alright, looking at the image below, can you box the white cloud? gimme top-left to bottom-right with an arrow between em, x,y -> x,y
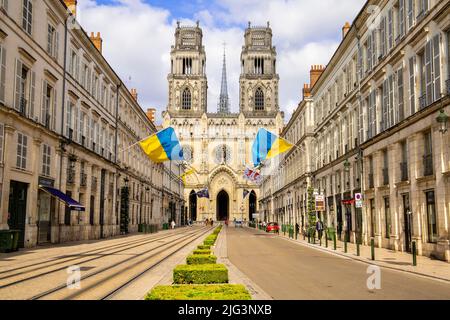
77,0 -> 365,124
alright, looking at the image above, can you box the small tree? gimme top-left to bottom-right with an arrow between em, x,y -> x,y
307,186 -> 317,240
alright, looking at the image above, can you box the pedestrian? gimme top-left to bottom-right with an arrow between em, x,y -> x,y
210,219 -> 214,226
316,219 -> 324,240
171,220 -> 176,229
295,222 -> 300,235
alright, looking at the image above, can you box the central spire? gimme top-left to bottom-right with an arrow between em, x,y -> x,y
217,43 -> 230,114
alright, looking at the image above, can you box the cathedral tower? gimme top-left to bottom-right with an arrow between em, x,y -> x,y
167,21 -> 207,117
239,22 -> 279,116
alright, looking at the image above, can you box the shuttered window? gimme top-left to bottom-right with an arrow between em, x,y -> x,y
0,46 -> 6,104
22,0 -> 33,35
408,57 -> 416,115
0,123 -> 4,164
397,68 -> 405,121
42,144 -> 51,177
16,132 -> 28,170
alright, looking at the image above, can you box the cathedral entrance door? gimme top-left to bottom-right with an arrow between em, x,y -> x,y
216,190 -> 229,221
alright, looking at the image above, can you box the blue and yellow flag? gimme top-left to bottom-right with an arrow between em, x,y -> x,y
180,168 -> 195,185
252,128 -> 293,167
139,127 -> 184,163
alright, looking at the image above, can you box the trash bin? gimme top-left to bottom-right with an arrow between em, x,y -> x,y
326,227 -> 336,241
0,230 -> 19,253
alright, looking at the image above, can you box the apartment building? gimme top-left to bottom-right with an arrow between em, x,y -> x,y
0,0 -> 184,248
260,0 -> 450,261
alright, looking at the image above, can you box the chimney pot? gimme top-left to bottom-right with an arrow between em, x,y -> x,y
342,22 -> 351,39
64,0 -> 77,17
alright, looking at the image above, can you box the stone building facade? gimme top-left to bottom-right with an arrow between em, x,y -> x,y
0,0 -> 183,248
163,22 -> 284,223
260,0 -> 450,262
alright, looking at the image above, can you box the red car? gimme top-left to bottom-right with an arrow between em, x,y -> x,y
266,222 -> 280,233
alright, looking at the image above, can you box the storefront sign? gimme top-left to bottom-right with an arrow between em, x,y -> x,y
315,195 -> 325,211
38,177 -> 54,187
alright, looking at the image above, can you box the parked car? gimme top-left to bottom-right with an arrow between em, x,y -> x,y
266,222 -> 280,233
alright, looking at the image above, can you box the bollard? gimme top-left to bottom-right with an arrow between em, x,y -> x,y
308,233 -> 310,243
412,241 -> 417,266
344,237 -> 347,253
356,241 -> 360,256
295,230 -> 298,240
371,238 -> 375,260
325,232 -> 328,248
333,233 -> 337,250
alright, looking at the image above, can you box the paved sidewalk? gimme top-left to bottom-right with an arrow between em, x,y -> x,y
247,226 -> 450,283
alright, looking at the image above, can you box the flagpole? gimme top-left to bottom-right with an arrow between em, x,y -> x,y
119,134 -> 154,154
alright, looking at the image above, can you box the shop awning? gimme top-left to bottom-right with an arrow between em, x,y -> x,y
39,186 -> 85,211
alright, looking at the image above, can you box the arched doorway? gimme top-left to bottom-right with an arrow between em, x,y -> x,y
249,190 -> 257,221
189,190 -> 197,221
216,190 -> 229,221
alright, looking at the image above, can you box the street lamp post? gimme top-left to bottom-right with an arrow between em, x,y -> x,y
436,109 -> 449,134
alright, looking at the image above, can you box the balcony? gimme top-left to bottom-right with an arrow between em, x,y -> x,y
368,173 -> 374,189
19,97 -> 27,116
382,168 -> 389,186
423,154 -> 433,176
80,173 -> 87,187
44,113 -> 51,129
67,167 -> 75,185
400,162 -> 409,182
81,136 -> 86,147
68,128 -> 74,141
446,79 -> 450,96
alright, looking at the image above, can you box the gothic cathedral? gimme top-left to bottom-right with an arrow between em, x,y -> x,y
162,22 -> 284,222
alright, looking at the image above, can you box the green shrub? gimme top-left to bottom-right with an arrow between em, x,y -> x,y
203,240 -> 215,246
173,264 -> 228,284
186,254 -> 217,265
197,245 -> 211,250
145,284 -> 251,300
206,235 -> 217,241
193,249 -> 211,255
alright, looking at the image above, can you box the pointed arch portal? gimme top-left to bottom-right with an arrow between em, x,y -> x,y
216,190 -> 229,221
249,190 -> 257,221
189,190 -> 197,221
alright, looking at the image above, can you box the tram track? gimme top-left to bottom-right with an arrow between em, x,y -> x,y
29,226 -> 214,300
0,227 -> 207,290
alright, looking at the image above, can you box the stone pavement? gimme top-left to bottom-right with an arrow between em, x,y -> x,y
247,226 -> 450,283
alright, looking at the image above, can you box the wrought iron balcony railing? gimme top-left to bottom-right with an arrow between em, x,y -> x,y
419,94 -> 427,110
382,168 -> 389,186
67,168 -> 76,184
80,173 -> 87,187
368,173 -> 374,189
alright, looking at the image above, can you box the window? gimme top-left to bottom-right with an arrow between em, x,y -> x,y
382,149 -> 389,185
47,24 -> 58,59
408,56 -> 416,114
423,35 -> 441,106
425,190 -> 437,243
384,197 -> 391,238
41,81 -> 55,129
65,101 -> 74,139
418,0 -> 428,19
387,9 -> 394,51
367,91 -> 376,138
14,60 -> 35,116
398,0 -> 405,39
400,140 -> 408,181
181,88 -> 191,110
254,57 -> 264,74
22,0 -> 33,35
380,16 -> 386,58
397,68 -> 405,121
16,132 -> 28,170
42,144 -> 51,176
407,0 -> 415,30
381,75 -> 394,130
1,0 -> 8,11
182,58 -> 192,75
0,123 -> 4,164
423,130 -> 433,176
255,88 -> 264,111
0,46 -> 5,104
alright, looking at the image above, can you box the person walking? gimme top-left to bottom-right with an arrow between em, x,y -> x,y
316,219 -> 324,240
171,220 -> 176,229
295,222 -> 300,236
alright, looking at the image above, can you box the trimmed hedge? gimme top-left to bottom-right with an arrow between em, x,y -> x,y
186,254 -> 217,265
203,240 -> 215,246
146,284 -> 251,300
173,264 -> 228,284
193,249 -> 211,255
197,245 -> 211,250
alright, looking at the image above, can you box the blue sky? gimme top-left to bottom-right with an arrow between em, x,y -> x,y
79,0 -> 366,124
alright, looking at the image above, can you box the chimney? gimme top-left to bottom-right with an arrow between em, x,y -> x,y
90,32 -> 103,54
64,0 -> 77,17
130,88 -> 138,101
342,22 -> 351,39
310,65 -> 325,88
302,83 -> 311,99
146,108 -> 156,123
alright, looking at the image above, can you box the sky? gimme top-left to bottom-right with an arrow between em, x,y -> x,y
77,0 -> 366,124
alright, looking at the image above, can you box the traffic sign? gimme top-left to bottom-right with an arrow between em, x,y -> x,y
355,193 -> 363,208
315,194 -> 325,211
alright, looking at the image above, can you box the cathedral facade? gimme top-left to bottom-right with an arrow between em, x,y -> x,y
163,22 -> 284,222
